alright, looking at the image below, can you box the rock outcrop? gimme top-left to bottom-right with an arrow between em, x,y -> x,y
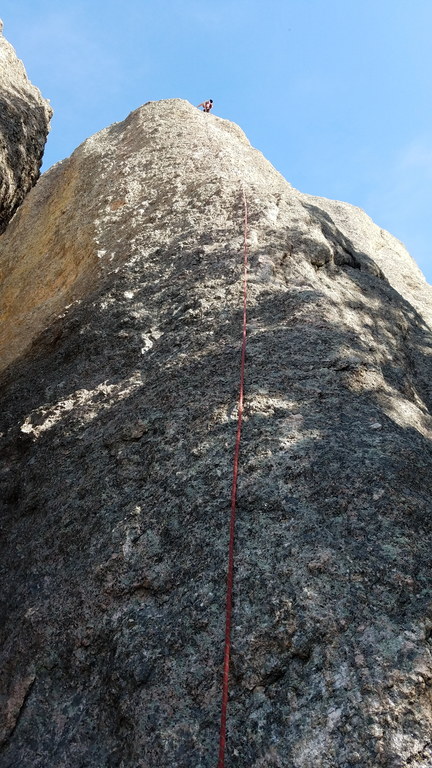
1,99 -> 432,768
0,19 -> 52,234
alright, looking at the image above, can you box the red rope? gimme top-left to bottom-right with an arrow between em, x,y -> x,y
217,187 -> 249,768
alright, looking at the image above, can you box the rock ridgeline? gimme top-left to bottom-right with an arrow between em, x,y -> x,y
0,20 -> 52,234
1,97 -> 432,768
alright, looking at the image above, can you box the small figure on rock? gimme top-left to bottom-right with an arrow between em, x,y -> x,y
197,99 -> 213,113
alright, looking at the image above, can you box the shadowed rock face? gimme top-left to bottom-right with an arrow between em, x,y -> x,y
0,19 -> 52,234
1,99 -> 432,767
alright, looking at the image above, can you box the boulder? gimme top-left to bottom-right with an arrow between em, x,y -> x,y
1,100 -> 432,767
0,19 -> 52,233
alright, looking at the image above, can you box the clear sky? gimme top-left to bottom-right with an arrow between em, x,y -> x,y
2,0 -> 432,282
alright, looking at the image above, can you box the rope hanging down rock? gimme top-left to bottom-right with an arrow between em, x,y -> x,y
217,187 -> 249,768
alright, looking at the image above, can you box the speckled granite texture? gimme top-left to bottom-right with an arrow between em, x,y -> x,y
1,100 -> 432,767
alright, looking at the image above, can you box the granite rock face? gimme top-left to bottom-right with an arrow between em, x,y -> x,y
0,19 -> 52,234
1,99 -> 432,768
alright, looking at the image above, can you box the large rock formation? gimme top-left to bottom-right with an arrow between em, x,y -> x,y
1,99 -> 432,767
0,19 -> 52,233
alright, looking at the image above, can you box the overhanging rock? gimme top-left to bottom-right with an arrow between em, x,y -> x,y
0,19 -> 52,234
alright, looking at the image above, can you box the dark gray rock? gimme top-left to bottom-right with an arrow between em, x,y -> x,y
0,19 -> 52,233
1,99 -> 432,767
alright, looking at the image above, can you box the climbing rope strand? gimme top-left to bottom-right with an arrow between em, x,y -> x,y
217,187 -> 249,768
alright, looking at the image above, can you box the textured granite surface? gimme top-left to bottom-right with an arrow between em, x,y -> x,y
0,19 -> 52,234
1,100 -> 432,767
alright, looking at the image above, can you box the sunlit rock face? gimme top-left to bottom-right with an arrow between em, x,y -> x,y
1,99 -> 432,768
0,19 -> 52,234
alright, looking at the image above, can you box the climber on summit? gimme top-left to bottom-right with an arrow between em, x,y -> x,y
197,99 -> 213,113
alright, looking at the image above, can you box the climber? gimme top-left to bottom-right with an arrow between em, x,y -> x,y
197,99 -> 213,113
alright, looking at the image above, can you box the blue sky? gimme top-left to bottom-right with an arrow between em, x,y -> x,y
2,0 -> 432,281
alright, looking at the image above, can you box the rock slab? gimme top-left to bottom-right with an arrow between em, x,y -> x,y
1,100 -> 432,767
